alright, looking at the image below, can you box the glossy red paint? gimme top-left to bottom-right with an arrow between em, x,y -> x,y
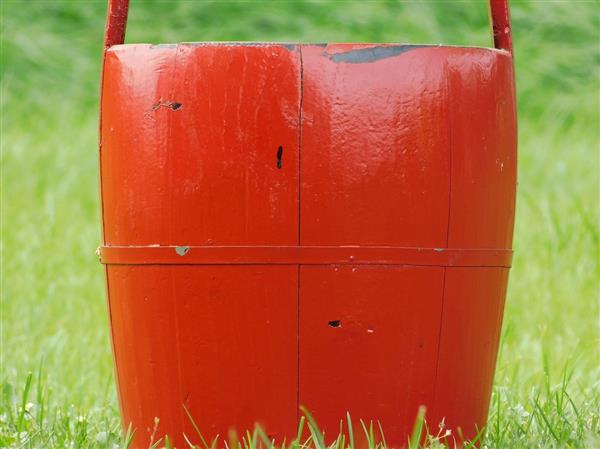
99,1 -> 516,448
432,268 -> 510,439
101,43 -> 301,246
300,265 -> 445,440
107,265 -> 299,443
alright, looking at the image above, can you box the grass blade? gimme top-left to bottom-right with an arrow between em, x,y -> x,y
183,404 -> 210,449
16,372 -> 33,432
408,406 -> 426,449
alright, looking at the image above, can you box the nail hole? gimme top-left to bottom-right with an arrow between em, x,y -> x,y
328,320 -> 341,328
276,145 -> 283,169
170,102 -> 183,110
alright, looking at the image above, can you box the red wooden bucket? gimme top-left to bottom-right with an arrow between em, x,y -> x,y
98,1 -> 516,447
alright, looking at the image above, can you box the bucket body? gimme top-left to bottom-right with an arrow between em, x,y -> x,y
99,42 -> 516,447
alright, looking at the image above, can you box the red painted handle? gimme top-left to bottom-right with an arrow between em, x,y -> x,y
103,0 -> 129,48
489,0 -> 513,53
103,0 -> 512,53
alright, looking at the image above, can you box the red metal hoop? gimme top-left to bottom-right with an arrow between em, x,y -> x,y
98,245 -> 513,267
102,0 -> 513,53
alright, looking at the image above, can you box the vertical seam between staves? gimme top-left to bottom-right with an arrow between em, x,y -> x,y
432,59 -> 454,416
296,45 -> 304,424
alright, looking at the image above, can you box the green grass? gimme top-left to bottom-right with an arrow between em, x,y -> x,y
1,1 -> 598,448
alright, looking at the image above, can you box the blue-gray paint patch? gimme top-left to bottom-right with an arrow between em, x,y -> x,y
175,246 -> 190,256
326,45 -> 433,63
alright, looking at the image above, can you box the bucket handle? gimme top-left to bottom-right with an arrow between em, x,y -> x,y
103,0 -> 513,54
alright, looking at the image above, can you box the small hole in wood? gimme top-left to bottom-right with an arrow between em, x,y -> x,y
276,145 -> 283,169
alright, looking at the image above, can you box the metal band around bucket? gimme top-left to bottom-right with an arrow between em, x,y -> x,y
98,246 -> 512,267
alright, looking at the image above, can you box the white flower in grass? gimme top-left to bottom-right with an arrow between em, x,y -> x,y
511,403 -> 530,425
96,431 -> 108,444
25,402 -> 35,414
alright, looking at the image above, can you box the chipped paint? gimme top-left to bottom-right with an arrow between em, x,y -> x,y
174,246 -> 190,256
151,101 -> 182,111
325,45 -> 431,64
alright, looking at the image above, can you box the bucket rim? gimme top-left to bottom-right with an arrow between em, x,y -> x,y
106,41 -> 511,55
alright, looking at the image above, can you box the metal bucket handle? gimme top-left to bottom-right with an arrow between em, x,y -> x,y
103,0 -> 513,53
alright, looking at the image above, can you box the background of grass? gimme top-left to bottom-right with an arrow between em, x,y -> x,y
1,1 -> 598,448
